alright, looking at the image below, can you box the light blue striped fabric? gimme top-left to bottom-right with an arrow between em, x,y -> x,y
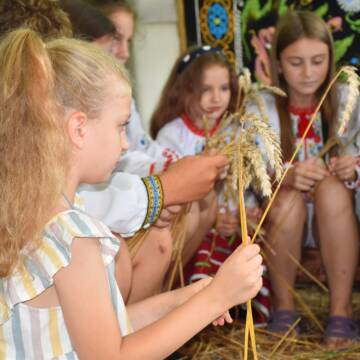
0,206 -> 132,359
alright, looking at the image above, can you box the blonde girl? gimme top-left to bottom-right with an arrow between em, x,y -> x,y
57,0 -> 233,304
0,29 -> 263,359
82,0 -> 237,302
252,10 -> 360,347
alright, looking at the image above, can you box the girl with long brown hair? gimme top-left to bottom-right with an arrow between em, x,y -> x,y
251,10 -> 360,347
150,45 -> 240,254
149,46 -> 272,324
150,46 -> 238,141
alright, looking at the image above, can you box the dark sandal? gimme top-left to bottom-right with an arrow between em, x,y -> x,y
267,310 -> 301,335
324,316 -> 359,347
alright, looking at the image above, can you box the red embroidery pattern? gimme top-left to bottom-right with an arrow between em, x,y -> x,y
181,113 -> 221,137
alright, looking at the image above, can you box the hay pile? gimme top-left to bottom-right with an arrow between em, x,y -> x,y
177,286 -> 360,359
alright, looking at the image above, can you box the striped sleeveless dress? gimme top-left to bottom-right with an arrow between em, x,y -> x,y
0,206 -> 132,359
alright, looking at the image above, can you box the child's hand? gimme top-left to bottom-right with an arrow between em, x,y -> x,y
215,208 -> 239,237
211,243 -> 263,308
154,205 -> 182,228
212,310 -> 233,326
328,155 -> 357,182
160,154 -> 229,205
192,276 -> 233,326
285,157 -> 329,191
206,148 -> 229,180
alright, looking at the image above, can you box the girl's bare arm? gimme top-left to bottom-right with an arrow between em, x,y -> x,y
55,237 -> 262,360
126,278 -> 211,330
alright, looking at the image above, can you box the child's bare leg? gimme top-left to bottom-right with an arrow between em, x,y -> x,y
314,176 -> 359,317
128,227 -> 173,303
182,191 -> 217,266
123,194 -> 215,303
265,187 -> 306,310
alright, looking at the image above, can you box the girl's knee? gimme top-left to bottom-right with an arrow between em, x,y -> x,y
315,175 -> 345,195
132,227 -> 173,268
155,228 -> 173,257
146,227 -> 174,265
266,187 -> 306,225
315,176 -> 353,211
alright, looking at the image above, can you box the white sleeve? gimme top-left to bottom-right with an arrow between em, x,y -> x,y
78,172 -> 147,237
117,100 -> 179,176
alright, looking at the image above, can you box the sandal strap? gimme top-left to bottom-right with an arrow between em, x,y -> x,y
324,316 -> 359,341
268,310 -> 300,335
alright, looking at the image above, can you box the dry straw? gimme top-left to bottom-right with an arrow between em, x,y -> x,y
204,70 -> 284,359
179,287 -> 360,359
234,107 -> 283,360
165,204 -> 191,290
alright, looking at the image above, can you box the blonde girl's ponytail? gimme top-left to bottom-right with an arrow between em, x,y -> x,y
0,29 -> 69,277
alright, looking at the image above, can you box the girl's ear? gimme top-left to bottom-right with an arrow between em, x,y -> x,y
277,60 -> 282,73
65,111 -> 88,149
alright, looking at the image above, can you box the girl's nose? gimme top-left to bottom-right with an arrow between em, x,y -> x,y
118,42 -> 129,63
121,132 -> 129,152
111,38 -> 129,64
303,61 -> 312,77
212,90 -> 220,102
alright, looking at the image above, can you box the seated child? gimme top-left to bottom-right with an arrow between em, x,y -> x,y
151,45 -> 271,324
248,10 -> 360,347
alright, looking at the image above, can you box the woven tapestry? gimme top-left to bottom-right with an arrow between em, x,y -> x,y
177,0 -> 360,83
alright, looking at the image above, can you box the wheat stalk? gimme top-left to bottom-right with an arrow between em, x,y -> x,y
337,66 -> 360,135
229,84 -> 283,359
202,73 -> 285,359
259,84 -> 287,98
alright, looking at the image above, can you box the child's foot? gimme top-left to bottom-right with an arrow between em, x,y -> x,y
267,309 -> 300,336
323,316 -> 359,349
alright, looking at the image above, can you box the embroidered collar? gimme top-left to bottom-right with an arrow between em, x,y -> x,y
288,105 -> 321,140
288,104 -> 317,116
181,113 -> 221,137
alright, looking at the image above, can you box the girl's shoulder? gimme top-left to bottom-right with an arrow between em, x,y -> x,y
43,208 -> 120,270
156,116 -> 186,142
43,207 -> 118,251
335,81 -> 356,102
0,207 -> 120,326
255,88 -> 277,101
245,89 -> 278,113
245,89 -> 281,132
157,116 -> 184,134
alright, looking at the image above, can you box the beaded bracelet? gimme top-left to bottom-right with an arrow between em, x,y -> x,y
141,175 -> 164,228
